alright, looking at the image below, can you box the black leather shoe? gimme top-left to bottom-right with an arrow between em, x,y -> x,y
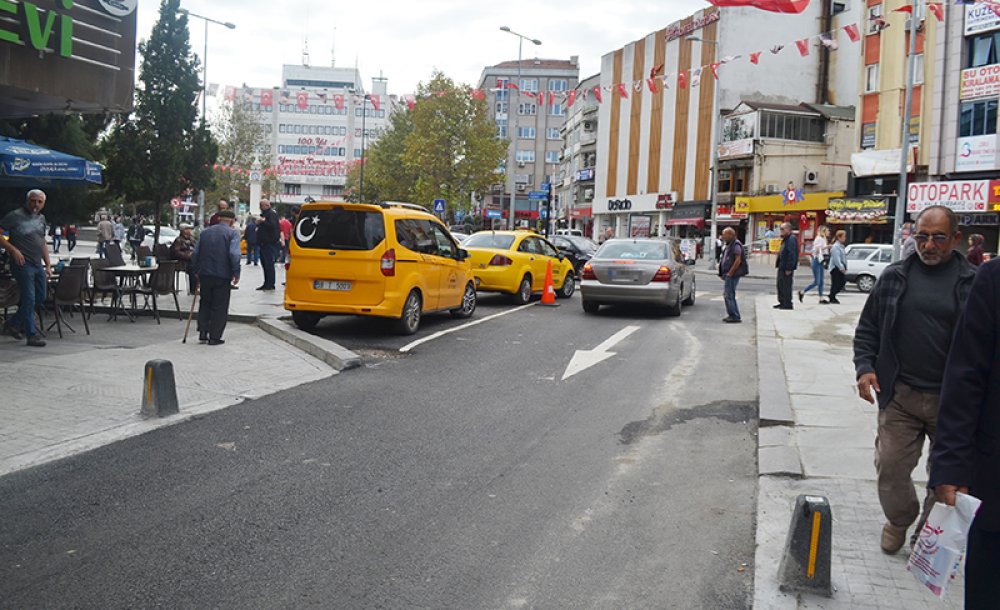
26,335 -> 46,347
4,322 -> 23,341
772,304 -> 783,309
199,334 -> 208,343
256,286 -> 266,291
829,298 -> 841,304
798,290 -> 804,303
724,318 -> 742,323
208,339 -> 225,346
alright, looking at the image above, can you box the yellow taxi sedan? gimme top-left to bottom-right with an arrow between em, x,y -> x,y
463,230 -> 576,304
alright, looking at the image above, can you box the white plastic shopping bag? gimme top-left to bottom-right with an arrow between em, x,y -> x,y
907,492 -> 982,599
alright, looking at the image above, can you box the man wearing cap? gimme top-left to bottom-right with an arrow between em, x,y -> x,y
191,209 -> 240,345
0,189 -> 51,346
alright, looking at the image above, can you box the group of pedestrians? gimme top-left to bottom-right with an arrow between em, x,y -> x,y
48,223 -> 77,253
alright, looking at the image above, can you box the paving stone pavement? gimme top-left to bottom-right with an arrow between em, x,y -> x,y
753,292 -> 964,609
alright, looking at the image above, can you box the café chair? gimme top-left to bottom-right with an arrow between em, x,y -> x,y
105,242 -> 126,267
0,275 -> 19,327
48,265 -> 90,338
88,259 -> 125,320
123,260 -> 179,324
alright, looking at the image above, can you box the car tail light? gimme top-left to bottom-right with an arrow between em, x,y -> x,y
380,248 -> 396,277
284,261 -> 290,271
652,266 -> 672,282
581,263 -> 596,280
488,254 -> 513,266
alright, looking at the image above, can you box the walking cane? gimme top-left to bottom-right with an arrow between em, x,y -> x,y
182,288 -> 199,343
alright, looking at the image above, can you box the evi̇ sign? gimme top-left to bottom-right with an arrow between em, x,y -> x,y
0,1 -> 136,59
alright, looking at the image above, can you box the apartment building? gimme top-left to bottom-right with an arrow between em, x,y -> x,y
555,73 -> 600,236
478,57 -> 580,226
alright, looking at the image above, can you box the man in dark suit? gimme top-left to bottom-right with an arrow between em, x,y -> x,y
774,222 -> 798,309
930,257 -> 1000,609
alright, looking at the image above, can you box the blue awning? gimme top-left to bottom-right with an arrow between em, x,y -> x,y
0,136 -> 102,185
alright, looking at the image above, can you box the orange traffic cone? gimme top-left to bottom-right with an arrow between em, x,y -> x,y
540,259 -> 559,306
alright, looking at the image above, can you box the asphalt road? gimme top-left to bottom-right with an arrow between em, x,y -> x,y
0,277 -> 783,608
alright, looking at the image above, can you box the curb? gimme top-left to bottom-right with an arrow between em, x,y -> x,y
255,317 -> 362,371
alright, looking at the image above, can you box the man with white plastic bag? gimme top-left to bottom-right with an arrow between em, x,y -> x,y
928,256 -> 1000,608
907,493 -> 981,599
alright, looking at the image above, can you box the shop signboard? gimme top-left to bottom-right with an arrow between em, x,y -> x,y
576,168 -> 595,181
827,197 -> 889,223
654,192 -> 677,210
717,138 -> 754,159
960,64 -> 1000,100
966,3 -> 1000,35
629,216 -> 651,237
955,134 -> 998,172
861,123 -> 876,149
907,179 -> 1000,213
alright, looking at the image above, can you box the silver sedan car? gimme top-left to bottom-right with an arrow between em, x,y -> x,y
580,238 -> 696,316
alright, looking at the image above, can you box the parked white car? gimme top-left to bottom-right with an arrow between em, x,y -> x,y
844,244 -> 893,293
141,225 -> 179,249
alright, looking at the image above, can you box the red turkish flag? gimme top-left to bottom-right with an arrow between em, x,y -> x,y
333,94 -> 345,110
750,52 -> 762,64
567,89 -> 578,107
710,63 -> 721,80
593,86 -> 603,103
370,95 -> 381,111
795,38 -> 810,56
471,89 -> 486,101
260,90 -> 273,107
706,0 -> 809,13
296,91 -> 308,109
617,83 -> 629,99
405,95 -> 415,110
928,2 -> 943,22
678,71 -> 687,89
843,23 -> 860,42
647,78 -> 659,94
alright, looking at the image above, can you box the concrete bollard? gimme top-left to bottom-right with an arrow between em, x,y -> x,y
141,359 -> 179,418
778,494 -> 833,597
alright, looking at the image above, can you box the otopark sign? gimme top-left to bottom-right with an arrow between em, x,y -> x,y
906,179 -> 1000,213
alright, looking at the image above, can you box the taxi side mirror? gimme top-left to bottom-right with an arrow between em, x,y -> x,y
456,248 -> 470,261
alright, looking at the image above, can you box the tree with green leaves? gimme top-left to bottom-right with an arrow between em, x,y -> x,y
207,101 -> 268,208
347,72 -> 507,220
101,0 -> 217,241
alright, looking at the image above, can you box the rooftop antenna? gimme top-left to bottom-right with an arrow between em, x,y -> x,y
303,35 -> 310,67
331,25 -> 337,67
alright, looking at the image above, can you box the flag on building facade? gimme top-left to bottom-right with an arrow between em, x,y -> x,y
705,0 -> 810,13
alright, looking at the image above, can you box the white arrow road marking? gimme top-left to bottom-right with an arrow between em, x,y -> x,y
561,325 -> 641,381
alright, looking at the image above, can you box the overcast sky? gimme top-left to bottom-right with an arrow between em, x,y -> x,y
138,1 -> 707,95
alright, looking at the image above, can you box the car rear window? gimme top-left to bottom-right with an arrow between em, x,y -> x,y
294,209 -> 385,250
464,233 -> 515,249
595,241 -> 669,260
846,248 -> 876,260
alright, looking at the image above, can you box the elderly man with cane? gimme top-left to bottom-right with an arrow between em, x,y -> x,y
190,209 -> 240,345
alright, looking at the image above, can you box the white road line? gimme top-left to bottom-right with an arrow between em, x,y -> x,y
399,303 -> 536,353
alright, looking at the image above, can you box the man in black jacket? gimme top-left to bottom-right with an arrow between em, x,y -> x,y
774,222 -> 798,309
853,205 -> 976,554
255,198 -> 280,291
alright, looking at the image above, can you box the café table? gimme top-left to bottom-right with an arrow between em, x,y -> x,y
105,264 -> 157,321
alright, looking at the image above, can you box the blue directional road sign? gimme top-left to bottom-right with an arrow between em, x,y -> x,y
433,199 -> 446,213
485,209 -> 503,219
528,191 -> 547,201
541,182 -> 551,192
540,207 -> 548,219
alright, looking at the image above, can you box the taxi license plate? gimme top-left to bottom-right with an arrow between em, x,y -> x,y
315,280 -> 352,291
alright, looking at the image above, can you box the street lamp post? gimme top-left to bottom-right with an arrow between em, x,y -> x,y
688,35 -> 722,269
500,26 -> 541,230
358,94 -> 370,203
178,9 -> 236,121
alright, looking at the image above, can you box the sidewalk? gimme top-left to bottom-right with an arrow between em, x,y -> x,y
752,292 -> 963,609
1,243 -> 358,477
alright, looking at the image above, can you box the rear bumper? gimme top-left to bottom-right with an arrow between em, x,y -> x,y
284,298 -> 402,318
580,280 -> 679,305
471,268 -> 519,293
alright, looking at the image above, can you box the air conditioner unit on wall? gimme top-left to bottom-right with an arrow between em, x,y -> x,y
517,184 -> 526,192
764,183 -> 781,194
804,169 -> 819,185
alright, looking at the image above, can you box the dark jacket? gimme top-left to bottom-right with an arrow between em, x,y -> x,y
967,245 -> 985,267
776,234 -> 798,271
853,253 -> 977,410
719,240 -> 746,278
192,224 -> 241,280
243,221 -> 258,245
169,233 -> 195,262
929,258 -> 1000,531
257,208 -> 280,245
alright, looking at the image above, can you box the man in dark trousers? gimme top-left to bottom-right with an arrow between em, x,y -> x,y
854,205 -> 976,554
192,209 -> 240,345
255,198 -> 280,291
774,222 -> 798,309
930,257 -> 1000,609
0,189 -> 51,346
718,227 -> 747,323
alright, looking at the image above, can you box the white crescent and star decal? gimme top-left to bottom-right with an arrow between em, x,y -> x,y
296,215 -> 319,243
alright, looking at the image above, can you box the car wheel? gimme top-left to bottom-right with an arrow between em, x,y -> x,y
681,276 -> 696,306
291,311 -> 321,331
857,274 -> 876,293
664,292 -> 682,317
395,290 -> 422,335
582,300 -> 600,313
512,275 -> 532,305
556,273 -> 575,298
450,282 -> 477,318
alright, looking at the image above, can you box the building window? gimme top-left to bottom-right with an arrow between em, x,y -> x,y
283,183 -> 302,195
520,78 -> 538,92
717,168 -> 749,193
959,99 -> 999,137
497,126 -> 508,138
519,103 -> 537,115
866,5 -> 883,35
865,64 -> 879,93
550,103 -> 565,116
547,127 -> 561,140
517,127 -> 536,139
354,148 -> 362,158
322,185 -> 341,197
495,102 -> 508,114
759,112 -> 825,142
496,78 -> 509,101
545,150 -> 559,164
967,32 -> 1000,68
548,79 -> 567,92
516,150 -> 535,164
913,53 -> 924,85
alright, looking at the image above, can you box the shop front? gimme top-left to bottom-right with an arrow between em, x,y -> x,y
825,196 -> 892,245
738,191 -> 843,255
570,205 -> 593,237
664,201 -> 709,237
906,179 -> 1000,253
593,192 -> 678,240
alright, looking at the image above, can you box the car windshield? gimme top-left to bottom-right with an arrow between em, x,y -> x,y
595,241 -> 669,260
294,209 -> 386,250
565,235 -> 597,253
464,233 -> 515,249
846,248 -> 876,260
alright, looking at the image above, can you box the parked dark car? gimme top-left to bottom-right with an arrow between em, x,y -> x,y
550,235 -> 598,277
